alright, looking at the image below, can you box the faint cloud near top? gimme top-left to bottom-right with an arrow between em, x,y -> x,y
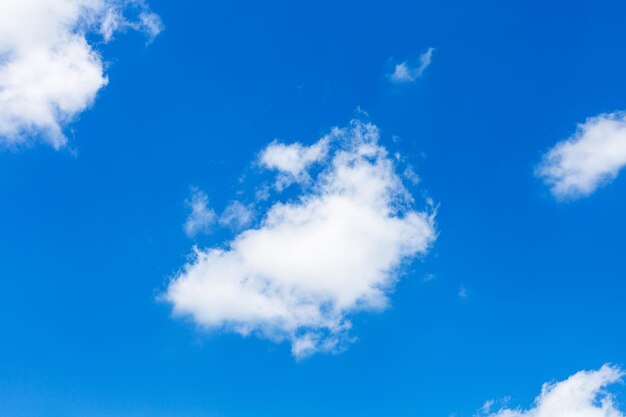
389,47 -> 435,83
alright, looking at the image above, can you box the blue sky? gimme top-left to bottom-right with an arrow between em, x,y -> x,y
1,1 -> 626,416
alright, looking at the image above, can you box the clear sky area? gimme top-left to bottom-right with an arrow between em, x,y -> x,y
1,1 -> 625,416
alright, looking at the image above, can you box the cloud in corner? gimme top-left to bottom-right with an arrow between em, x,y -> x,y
0,0 -> 163,149
480,365 -> 624,417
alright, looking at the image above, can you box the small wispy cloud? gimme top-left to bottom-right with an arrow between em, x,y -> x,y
258,135 -> 330,190
536,112 -> 626,200
423,273 -> 436,282
480,400 -> 495,414
389,47 -> 435,83
403,165 -> 421,185
219,201 -> 254,230
183,188 -> 216,237
458,285 -> 468,298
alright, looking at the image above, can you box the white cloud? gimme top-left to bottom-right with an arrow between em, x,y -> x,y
184,188 -> 216,237
165,119 -> 437,358
259,134 -> 330,190
483,365 -> 624,417
537,112 -> 626,200
390,47 -> 435,83
481,400 -> 496,414
403,165 -> 421,185
0,0 -> 162,149
219,200 -> 254,230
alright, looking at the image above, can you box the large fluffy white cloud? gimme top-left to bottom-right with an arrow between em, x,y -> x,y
165,119 -> 437,358
483,365 -> 624,417
0,0 -> 162,148
536,112 -> 626,200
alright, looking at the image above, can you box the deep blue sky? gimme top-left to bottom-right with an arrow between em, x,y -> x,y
1,1 -> 626,416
